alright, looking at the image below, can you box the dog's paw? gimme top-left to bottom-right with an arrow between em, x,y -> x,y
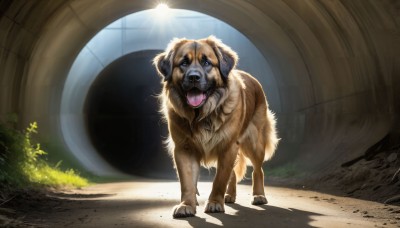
204,200 -> 225,213
172,203 -> 196,218
224,194 -> 236,204
252,195 -> 268,205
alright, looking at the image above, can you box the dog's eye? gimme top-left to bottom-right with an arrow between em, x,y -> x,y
181,60 -> 188,66
202,56 -> 211,66
180,57 -> 189,67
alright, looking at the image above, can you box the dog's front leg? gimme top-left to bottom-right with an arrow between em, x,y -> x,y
205,144 -> 238,213
173,147 -> 200,218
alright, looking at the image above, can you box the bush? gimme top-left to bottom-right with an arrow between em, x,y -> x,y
0,121 -> 88,189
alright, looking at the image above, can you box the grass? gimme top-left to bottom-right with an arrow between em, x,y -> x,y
0,121 -> 88,189
24,165 -> 88,187
0,120 -> 89,227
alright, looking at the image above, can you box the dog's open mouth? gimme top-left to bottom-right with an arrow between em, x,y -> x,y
186,89 -> 207,108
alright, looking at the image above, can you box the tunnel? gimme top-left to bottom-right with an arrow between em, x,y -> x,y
84,50 -> 168,176
0,0 -> 399,184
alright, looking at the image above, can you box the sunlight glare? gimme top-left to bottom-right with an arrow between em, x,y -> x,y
154,3 -> 170,20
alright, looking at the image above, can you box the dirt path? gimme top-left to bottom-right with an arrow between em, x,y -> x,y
17,180 -> 400,227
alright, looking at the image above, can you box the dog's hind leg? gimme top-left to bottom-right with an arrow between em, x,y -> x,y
251,165 -> 267,204
249,142 -> 268,205
224,170 -> 236,203
225,151 -> 247,203
240,126 -> 268,205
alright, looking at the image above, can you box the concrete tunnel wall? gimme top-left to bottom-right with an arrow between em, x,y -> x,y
0,0 -> 399,176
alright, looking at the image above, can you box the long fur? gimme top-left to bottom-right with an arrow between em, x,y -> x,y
153,36 -> 279,217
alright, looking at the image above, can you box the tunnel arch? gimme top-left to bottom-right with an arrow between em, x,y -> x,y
2,0 -> 396,177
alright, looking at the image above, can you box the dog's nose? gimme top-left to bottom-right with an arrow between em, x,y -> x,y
188,75 -> 201,82
187,72 -> 201,82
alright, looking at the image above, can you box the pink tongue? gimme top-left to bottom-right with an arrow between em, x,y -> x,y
186,90 -> 206,107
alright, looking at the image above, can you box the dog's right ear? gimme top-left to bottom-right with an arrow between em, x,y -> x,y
153,52 -> 173,81
154,38 -> 188,82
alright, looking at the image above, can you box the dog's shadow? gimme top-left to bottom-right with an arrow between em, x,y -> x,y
180,203 -> 321,228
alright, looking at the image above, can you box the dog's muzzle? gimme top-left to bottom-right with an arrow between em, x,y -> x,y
182,70 -> 208,108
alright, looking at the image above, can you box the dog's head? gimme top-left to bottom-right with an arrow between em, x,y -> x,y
153,36 -> 238,109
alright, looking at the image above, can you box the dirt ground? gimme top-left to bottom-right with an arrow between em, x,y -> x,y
2,179 -> 400,228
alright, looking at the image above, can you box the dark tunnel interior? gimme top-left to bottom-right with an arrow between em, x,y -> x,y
84,50 -> 174,177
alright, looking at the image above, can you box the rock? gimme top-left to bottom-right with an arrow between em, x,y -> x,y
387,153 -> 397,163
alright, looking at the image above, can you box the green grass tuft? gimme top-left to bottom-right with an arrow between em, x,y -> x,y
24,165 -> 88,188
0,121 -> 88,189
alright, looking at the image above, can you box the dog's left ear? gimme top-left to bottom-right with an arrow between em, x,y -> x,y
153,52 -> 173,81
207,36 -> 238,79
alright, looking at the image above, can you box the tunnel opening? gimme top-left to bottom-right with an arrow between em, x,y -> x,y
84,50 -> 174,177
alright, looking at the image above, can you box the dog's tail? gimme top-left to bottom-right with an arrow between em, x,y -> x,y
264,109 -> 279,161
234,151 -> 247,182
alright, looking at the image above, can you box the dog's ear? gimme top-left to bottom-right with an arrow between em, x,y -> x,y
207,36 -> 238,79
154,38 -> 188,82
153,52 -> 173,81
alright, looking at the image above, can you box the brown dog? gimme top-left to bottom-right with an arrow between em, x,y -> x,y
153,36 -> 278,218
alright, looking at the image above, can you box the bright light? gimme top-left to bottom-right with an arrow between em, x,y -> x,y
154,3 -> 170,19
156,3 -> 169,11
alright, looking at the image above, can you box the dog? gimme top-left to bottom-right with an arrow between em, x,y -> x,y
153,36 -> 278,218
